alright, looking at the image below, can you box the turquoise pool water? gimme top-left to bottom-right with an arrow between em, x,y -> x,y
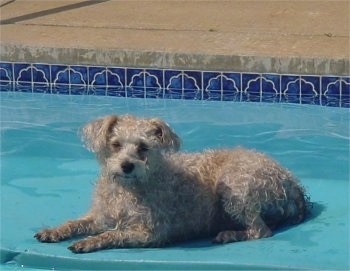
1,92 -> 349,270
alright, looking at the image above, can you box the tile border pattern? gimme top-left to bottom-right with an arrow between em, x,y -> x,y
0,61 -> 349,107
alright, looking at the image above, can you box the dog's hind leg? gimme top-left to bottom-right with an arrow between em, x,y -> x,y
214,174 -> 273,244
213,215 -> 272,243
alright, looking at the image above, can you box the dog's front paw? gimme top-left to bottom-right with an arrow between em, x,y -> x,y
34,229 -> 63,243
68,239 -> 99,254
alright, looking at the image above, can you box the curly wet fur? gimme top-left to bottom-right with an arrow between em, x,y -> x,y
35,115 -> 309,253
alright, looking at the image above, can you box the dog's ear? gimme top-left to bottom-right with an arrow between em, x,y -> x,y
81,115 -> 119,153
149,118 -> 181,152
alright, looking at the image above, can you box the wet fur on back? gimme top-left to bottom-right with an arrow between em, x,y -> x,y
35,115 -> 309,253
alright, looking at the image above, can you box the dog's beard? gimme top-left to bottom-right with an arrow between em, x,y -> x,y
113,172 -> 136,180
110,159 -> 149,184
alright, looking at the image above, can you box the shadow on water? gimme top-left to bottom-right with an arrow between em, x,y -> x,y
272,201 -> 326,235
305,201 -> 327,222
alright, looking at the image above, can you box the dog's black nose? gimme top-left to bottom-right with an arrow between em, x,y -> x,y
121,161 -> 135,174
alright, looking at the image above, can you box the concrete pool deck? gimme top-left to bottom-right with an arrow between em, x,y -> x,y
0,0 -> 349,75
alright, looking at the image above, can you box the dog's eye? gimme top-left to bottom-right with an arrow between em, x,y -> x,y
137,142 -> 149,153
111,141 -> 122,151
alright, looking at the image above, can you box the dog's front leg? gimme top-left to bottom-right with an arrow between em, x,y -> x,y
34,216 -> 100,243
68,229 -> 155,253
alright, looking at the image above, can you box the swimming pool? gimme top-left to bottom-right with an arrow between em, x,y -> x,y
1,92 -> 349,270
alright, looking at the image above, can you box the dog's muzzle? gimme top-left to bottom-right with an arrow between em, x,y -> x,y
121,161 -> 135,174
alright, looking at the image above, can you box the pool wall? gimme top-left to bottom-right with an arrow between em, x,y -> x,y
1,1 -> 349,106
0,61 -> 349,107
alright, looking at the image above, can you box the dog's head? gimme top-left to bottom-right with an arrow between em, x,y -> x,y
81,115 -> 180,183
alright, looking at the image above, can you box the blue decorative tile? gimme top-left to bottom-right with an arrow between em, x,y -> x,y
222,72 -> 241,101
261,74 -> 280,103
71,85 -> 88,95
107,67 -> 125,87
146,70 -> 163,98
127,69 -> 163,98
89,66 -> 106,86
0,62 -> 13,82
165,70 -> 201,100
88,66 -> 126,97
51,65 -> 69,85
183,71 -> 202,99
13,63 -> 50,94
126,86 -> 145,98
127,68 -> 143,86
52,84 -> 70,95
321,76 -> 341,107
89,86 -> 106,96
0,81 -> 13,91
203,72 -> 240,101
242,73 -> 260,91
242,73 -> 261,102
15,82 -> 32,93
32,64 -> 50,84
126,68 -> 144,98
145,88 -> 162,99
33,83 -> 50,94
0,61 -> 346,107
183,71 -> 202,89
51,65 -> 87,87
203,72 -> 221,101
300,76 -> 320,105
70,66 -> 88,85
281,75 -> 300,104
106,87 -> 126,97
164,70 -> 181,88
14,63 -> 32,82
129,69 -> 162,88
0,62 -> 13,92
341,77 -> 349,107
164,70 -> 182,99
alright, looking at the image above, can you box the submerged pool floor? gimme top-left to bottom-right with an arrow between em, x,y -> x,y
1,93 -> 349,270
